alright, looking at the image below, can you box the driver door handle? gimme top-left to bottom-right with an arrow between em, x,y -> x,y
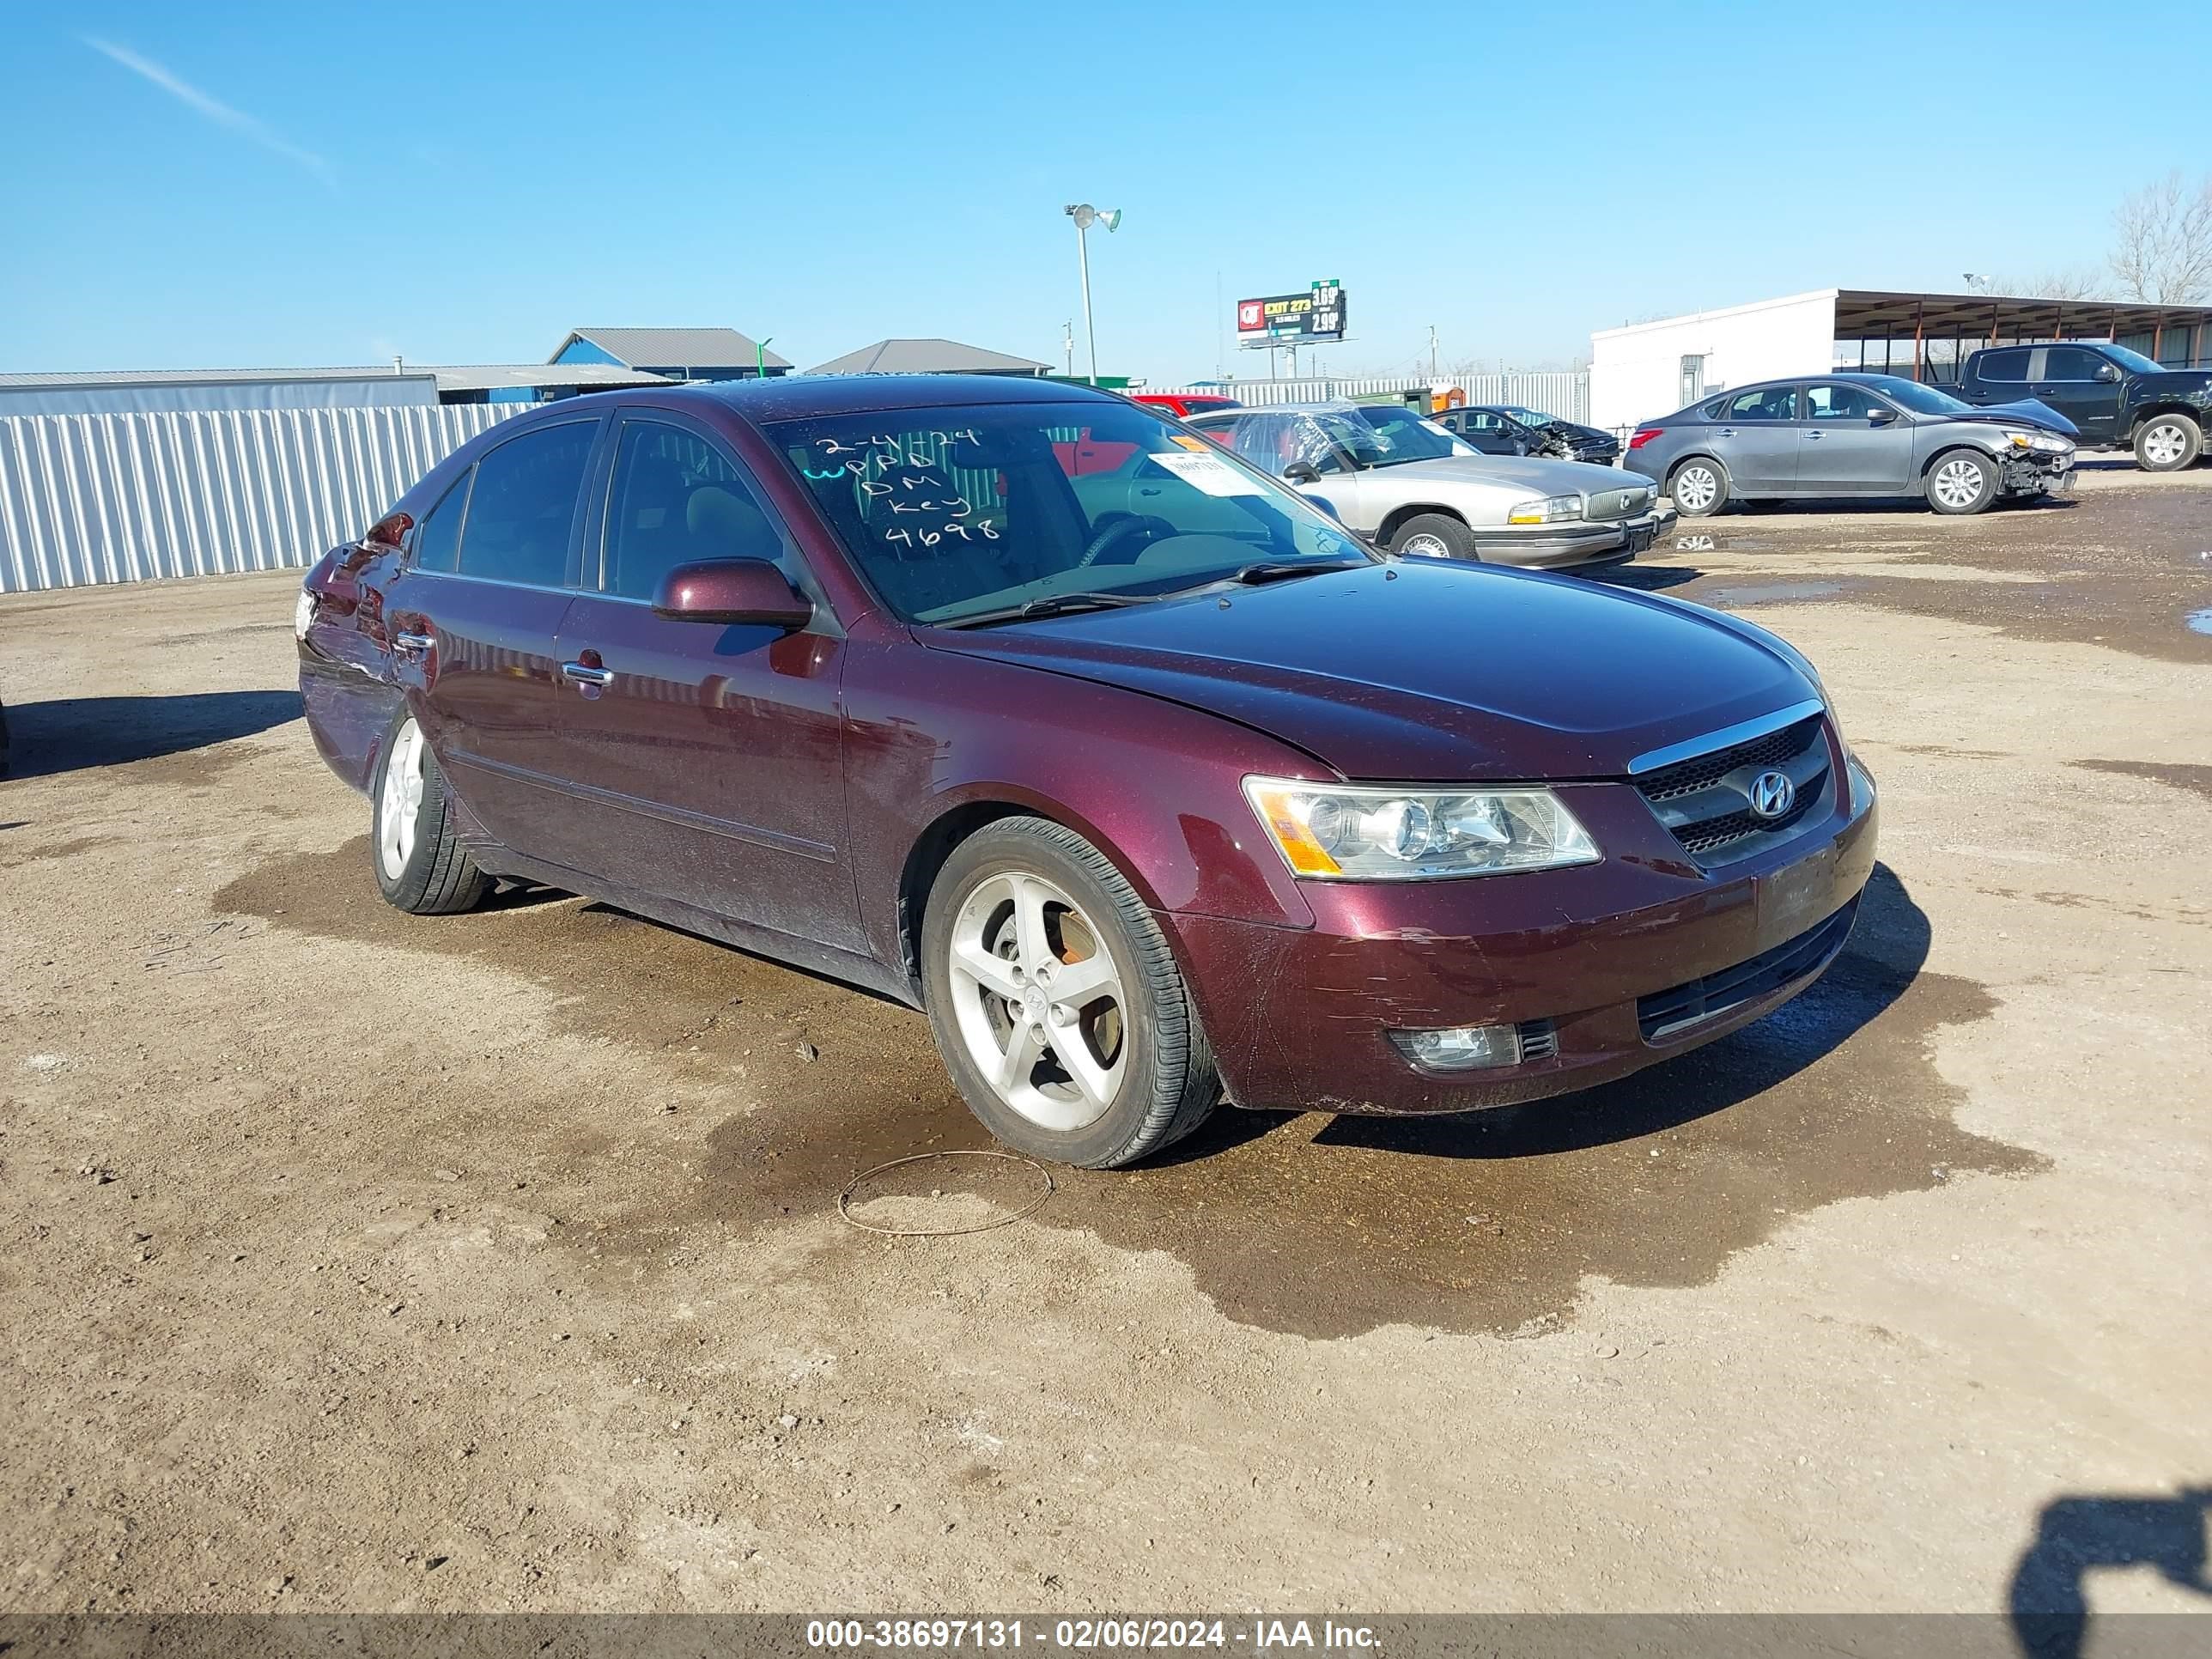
1717,428 -> 1737,438
562,661 -> 614,688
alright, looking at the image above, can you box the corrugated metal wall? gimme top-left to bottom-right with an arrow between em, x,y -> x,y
1147,371 -> 1591,422
0,404 -> 525,593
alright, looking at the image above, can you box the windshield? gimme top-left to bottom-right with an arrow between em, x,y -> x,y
767,401 -> 1370,626
1865,376 -> 1972,416
1338,406 -> 1475,465
2102,343 -> 2164,375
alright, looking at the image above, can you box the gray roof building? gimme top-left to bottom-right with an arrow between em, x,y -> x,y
551,326 -> 791,380
805,337 -> 1051,377
0,362 -> 666,416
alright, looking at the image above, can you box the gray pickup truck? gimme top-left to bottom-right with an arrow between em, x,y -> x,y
1955,341 -> 2210,471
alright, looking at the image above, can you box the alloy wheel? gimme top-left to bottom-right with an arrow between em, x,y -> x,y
2142,422 -> 2187,466
945,870 -> 1127,1132
1931,457 -> 1985,510
377,719 -> 427,879
1674,465 -> 1718,512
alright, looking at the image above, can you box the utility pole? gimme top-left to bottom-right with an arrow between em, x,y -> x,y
1428,324 -> 1438,380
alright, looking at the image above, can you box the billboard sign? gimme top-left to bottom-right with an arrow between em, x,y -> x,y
1236,281 -> 1347,347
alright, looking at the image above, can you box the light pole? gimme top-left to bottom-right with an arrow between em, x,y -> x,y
1063,204 -> 1121,383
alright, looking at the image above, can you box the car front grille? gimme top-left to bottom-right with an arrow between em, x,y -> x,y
1637,898 -> 1858,1042
1584,485 -> 1652,521
1634,713 -> 1831,865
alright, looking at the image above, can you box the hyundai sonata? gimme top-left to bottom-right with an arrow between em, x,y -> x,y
297,376 -> 1876,1168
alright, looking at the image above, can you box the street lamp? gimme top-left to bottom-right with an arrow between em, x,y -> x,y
1064,204 -> 1121,383
1963,273 -> 1991,295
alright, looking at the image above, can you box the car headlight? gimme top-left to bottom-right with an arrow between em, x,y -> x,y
294,586 -> 316,641
2030,433 -> 2070,453
1243,776 -> 1601,881
1505,494 -> 1583,525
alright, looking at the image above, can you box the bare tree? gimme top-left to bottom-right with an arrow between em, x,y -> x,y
2109,172 -> 2212,303
1985,269 -> 2110,301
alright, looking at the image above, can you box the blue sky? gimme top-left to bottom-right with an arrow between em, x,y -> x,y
5,2 -> 2204,385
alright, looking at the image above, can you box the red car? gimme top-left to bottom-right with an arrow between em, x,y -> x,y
298,376 -> 1875,1168
1132,392 -> 1241,419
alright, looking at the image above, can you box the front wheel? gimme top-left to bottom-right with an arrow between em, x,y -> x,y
1668,458 -> 1728,517
920,817 -> 1218,1169
2134,413 -> 2203,472
1387,513 -> 1478,560
371,711 -> 490,915
1926,450 -> 1997,515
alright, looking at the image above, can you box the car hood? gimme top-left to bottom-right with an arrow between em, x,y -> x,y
1952,398 -> 2080,439
922,561 -> 1815,781
1379,453 -> 1641,498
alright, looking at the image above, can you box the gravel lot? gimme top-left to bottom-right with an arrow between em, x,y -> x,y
2,465 -> 2209,1619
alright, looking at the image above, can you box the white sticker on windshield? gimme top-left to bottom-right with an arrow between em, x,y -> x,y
1146,450 -> 1264,497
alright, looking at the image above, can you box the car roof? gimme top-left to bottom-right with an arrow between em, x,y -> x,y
572,372 -> 1125,426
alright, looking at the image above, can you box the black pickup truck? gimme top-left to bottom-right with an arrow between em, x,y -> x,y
1954,341 -> 2211,471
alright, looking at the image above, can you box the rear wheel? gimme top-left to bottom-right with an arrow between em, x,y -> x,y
2134,413 -> 2202,472
1926,450 -> 1997,515
371,711 -> 490,915
1668,458 -> 1727,517
1387,513 -> 1478,560
920,817 -> 1217,1169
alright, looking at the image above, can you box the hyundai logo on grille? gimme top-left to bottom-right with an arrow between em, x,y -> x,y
1748,770 -> 1796,820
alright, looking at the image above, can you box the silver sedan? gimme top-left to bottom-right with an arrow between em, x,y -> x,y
1183,402 -> 1665,568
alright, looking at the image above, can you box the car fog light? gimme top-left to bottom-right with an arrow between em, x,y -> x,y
1389,1023 -> 1522,1072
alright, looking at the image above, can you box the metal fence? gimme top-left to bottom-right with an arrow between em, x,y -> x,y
0,404 -> 525,593
1147,371 -> 1591,423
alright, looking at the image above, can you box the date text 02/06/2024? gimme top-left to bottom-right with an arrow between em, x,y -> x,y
805,1620 -> 1381,1651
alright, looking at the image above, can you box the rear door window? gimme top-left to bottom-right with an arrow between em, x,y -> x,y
1725,386 -> 1800,421
1976,348 -> 2031,383
456,420 -> 596,587
601,420 -> 802,602
410,471 -> 471,573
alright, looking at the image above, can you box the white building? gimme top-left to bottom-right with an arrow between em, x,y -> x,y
1589,287 -> 2212,434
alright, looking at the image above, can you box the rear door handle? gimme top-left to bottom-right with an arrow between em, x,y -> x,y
1717,428 -> 1736,437
561,661 -> 614,687
394,631 -> 435,655
1804,431 -> 1825,441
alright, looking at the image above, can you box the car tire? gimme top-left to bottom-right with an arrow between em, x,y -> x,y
370,709 -> 490,915
2133,413 -> 2202,472
920,816 -> 1218,1170
1387,513 -> 1479,561
1668,458 -> 1728,518
1926,449 -> 1998,515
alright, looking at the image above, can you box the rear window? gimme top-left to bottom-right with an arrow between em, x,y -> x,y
456,421 -> 595,587
1976,348 -> 2031,383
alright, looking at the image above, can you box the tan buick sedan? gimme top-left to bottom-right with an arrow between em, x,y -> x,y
1182,400 -> 1665,568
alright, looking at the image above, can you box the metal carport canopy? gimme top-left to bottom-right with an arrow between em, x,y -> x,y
1833,288 -> 2212,344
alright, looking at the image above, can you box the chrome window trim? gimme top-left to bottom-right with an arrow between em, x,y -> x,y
1626,697 -> 1826,778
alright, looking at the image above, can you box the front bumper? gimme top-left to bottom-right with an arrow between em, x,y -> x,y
1471,511 -> 1665,570
2001,452 -> 2076,495
1169,742 -> 1878,1115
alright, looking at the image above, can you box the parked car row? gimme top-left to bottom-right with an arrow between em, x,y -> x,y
1182,401 -> 1664,568
298,374 -> 1874,1169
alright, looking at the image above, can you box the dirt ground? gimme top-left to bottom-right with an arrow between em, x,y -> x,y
2,463 -> 2209,1620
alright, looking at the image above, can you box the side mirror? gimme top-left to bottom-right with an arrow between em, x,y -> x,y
652,559 -> 813,630
1867,406 -> 1899,426
2096,362 -> 2122,382
1282,460 -> 1322,485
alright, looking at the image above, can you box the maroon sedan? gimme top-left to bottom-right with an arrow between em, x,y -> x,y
297,376 -> 1876,1168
